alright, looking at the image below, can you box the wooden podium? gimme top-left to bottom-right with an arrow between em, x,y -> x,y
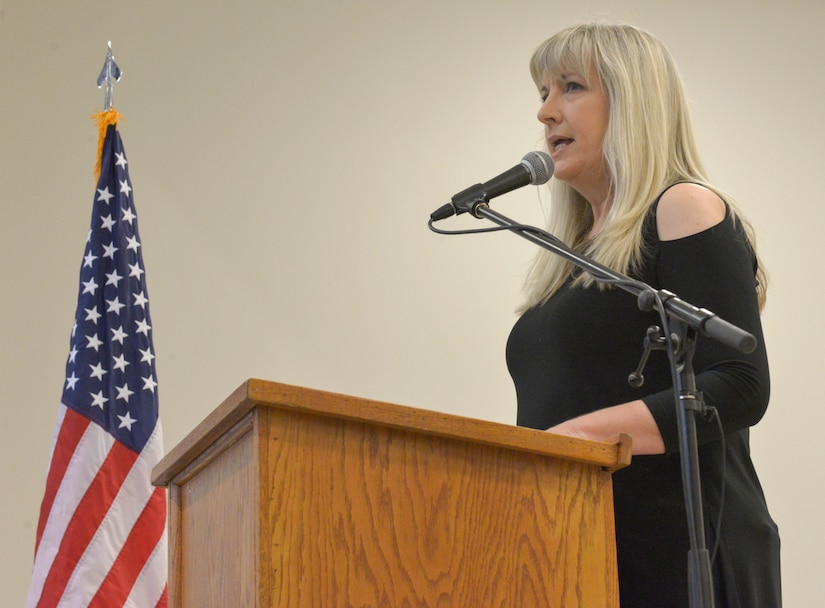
152,379 -> 631,607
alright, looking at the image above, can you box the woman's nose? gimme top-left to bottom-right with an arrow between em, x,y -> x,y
537,93 -> 560,125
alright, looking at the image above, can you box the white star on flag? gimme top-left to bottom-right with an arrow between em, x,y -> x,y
118,411 -> 137,430
97,186 -> 114,204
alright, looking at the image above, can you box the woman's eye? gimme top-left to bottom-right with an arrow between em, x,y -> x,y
539,80 -> 583,102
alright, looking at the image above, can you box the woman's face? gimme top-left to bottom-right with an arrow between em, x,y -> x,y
537,66 -> 611,205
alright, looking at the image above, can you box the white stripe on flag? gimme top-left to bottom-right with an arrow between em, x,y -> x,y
44,404 -> 67,468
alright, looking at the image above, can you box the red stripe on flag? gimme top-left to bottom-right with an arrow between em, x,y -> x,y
34,408 -> 91,554
156,585 -> 168,608
87,486 -> 167,607
36,440 -> 138,608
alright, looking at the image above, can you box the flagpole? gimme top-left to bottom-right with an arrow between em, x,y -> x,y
93,42 -> 123,183
97,41 -> 121,111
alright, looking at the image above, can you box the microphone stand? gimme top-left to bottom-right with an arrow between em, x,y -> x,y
453,199 -> 756,608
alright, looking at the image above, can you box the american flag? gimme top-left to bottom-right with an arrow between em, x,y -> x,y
27,114 -> 168,608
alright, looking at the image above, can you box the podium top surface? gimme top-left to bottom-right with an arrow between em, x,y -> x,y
152,379 -> 631,486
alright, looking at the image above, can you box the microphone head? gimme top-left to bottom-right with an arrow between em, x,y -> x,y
521,151 -> 554,185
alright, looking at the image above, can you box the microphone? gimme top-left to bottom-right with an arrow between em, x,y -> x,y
430,151 -> 553,221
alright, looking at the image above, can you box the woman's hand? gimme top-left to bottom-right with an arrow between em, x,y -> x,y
547,400 -> 666,455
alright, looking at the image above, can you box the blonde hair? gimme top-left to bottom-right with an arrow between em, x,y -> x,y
521,23 -> 767,310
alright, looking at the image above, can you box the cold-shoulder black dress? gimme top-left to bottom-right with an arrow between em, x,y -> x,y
506,196 -> 781,607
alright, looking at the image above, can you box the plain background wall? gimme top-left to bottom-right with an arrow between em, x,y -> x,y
2,0 -> 822,605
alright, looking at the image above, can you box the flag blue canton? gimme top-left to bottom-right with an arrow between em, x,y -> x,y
62,125 -> 158,453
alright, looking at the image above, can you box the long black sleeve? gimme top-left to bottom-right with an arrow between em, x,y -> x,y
641,212 -> 770,454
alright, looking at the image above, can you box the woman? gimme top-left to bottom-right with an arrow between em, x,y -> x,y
505,23 -> 781,607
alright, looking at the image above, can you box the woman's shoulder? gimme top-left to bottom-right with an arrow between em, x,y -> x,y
654,182 -> 726,242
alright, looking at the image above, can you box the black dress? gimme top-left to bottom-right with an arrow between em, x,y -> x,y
506,196 -> 781,607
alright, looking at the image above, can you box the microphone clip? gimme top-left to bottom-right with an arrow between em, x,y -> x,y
450,184 -> 490,219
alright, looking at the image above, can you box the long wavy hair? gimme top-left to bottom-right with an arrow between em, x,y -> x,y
520,23 -> 767,311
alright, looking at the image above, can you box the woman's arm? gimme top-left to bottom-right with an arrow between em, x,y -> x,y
547,183 -> 731,455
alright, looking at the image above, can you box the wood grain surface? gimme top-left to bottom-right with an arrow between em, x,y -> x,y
154,380 -> 624,607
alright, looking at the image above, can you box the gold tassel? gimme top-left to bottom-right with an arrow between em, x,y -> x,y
91,108 -> 124,183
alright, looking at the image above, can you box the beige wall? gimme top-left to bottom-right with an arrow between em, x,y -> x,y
2,0 -> 822,604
